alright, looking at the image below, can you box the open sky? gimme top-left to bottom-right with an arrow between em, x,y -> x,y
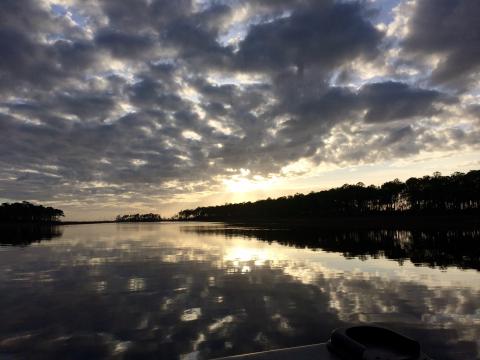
1,0 -> 479,220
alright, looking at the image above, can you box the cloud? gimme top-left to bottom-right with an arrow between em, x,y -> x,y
402,0 -> 480,88
98,0 -> 194,30
0,1 -> 98,94
95,30 -> 156,59
0,0 -> 479,215
359,81 -> 448,123
236,1 -> 382,74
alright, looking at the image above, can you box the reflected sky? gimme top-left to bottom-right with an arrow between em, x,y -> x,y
0,223 -> 479,359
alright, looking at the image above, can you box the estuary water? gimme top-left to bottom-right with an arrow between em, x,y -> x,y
0,222 -> 479,359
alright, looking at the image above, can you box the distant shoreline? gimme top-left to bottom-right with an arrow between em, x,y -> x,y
60,220 -> 117,225
2,214 -> 479,230
61,220 -> 166,225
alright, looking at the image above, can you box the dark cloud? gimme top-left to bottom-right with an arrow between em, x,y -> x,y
95,30 -> 156,58
468,105 -> 480,120
0,28 -> 59,90
0,0 -> 56,34
236,1 -> 382,73
0,1 -> 98,93
274,80 -> 447,146
359,81 -> 447,123
164,25 -> 231,69
279,86 -> 358,141
98,0 -> 194,30
403,0 -> 480,87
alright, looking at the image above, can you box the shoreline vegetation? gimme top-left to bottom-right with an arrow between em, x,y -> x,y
174,170 -> 480,224
115,213 -> 162,222
1,170 -> 479,229
0,202 -> 64,223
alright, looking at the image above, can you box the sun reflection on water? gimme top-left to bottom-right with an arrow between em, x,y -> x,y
224,246 -> 279,266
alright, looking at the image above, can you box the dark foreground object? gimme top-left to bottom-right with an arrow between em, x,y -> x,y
215,326 -> 431,360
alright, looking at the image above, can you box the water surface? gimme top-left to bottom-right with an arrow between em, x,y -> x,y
0,223 -> 479,359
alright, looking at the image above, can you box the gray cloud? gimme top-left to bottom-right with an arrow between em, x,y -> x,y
236,1 -> 382,73
95,30 -> 156,59
403,0 -> 480,88
99,0 -> 194,30
0,2 -> 98,94
359,81 -> 447,123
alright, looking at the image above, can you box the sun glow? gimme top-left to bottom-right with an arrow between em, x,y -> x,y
223,176 -> 277,193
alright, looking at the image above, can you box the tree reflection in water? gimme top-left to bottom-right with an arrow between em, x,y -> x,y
182,225 -> 480,270
0,224 -> 63,246
0,223 -> 478,359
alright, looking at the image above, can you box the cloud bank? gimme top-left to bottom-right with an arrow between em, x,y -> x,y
0,0 -> 479,217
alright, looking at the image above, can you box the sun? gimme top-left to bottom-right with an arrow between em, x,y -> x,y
223,176 -> 278,193
224,178 -> 257,193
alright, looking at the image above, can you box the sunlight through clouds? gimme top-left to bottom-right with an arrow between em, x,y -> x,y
0,0 -> 479,219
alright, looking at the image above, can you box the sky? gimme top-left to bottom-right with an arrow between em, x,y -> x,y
0,0 -> 479,220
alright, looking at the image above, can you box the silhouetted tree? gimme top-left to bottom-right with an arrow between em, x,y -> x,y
175,170 -> 480,221
0,202 -> 64,223
115,213 -> 162,222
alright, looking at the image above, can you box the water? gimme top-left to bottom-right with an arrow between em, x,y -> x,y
0,222 -> 479,359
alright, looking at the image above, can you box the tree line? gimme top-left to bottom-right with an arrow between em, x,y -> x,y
0,202 -> 64,223
115,213 -> 162,222
175,170 -> 480,220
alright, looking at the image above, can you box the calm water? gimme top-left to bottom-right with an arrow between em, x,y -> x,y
1,223 -> 479,359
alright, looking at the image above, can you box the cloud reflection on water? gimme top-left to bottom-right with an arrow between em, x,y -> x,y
0,223 -> 479,359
